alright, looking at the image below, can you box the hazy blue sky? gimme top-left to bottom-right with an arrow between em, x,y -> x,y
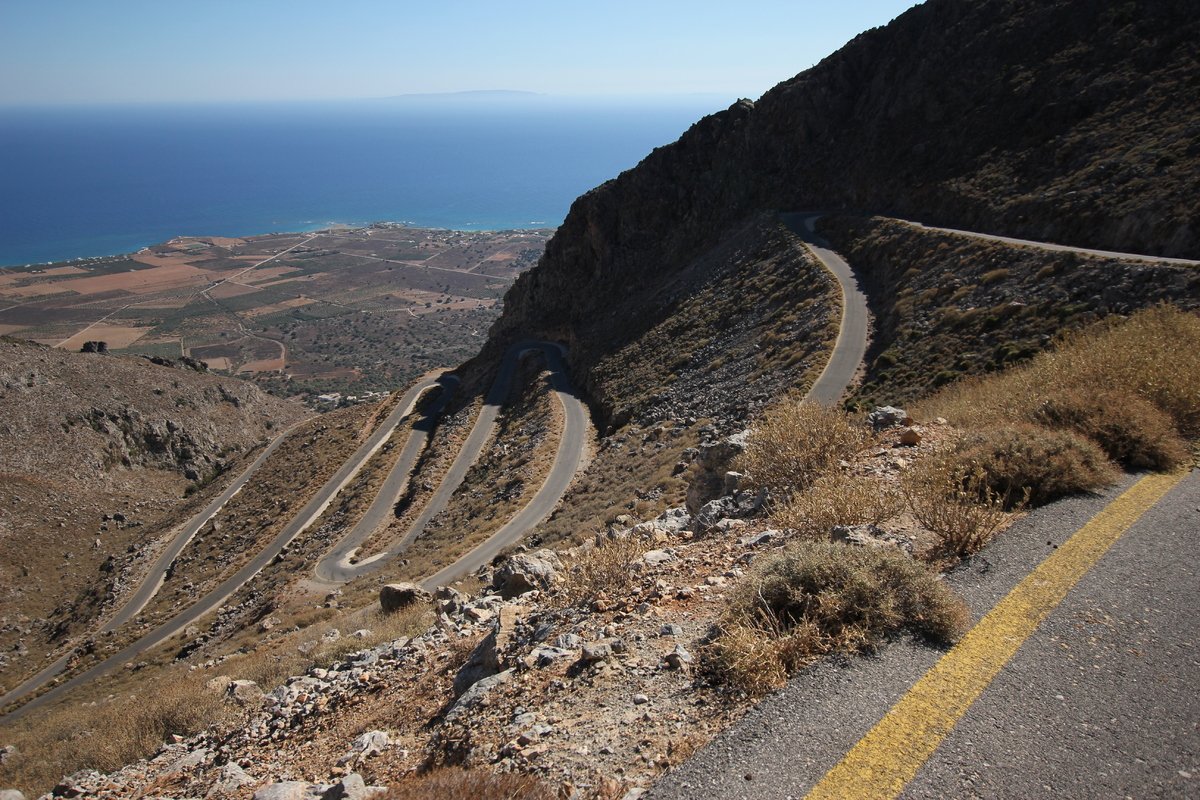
0,1 -> 920,105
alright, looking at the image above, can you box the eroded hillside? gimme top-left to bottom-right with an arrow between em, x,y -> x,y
0,340 -> 309,680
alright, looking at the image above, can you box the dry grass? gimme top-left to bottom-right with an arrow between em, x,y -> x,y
904,457 -> 1017,558
383,768 -> 555,800
707,541 -> 969,696
0,602 -> 433,798
916,306 -> 1200,468
0,671 -> 232,795
769,474 -> 904,539
736,398 -> 870,497
557,533 -> 649,607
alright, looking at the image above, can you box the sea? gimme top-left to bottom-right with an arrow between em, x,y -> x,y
0,94 -> 730,267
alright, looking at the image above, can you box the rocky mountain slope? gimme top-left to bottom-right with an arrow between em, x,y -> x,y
489,0 -> 1199,405
0,339 -> 309,678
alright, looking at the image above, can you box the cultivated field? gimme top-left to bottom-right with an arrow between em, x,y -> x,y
0,224 -> 551,401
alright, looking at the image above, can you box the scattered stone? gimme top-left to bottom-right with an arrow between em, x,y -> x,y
660,623 -> 683,637
633,693 -> 650,705
206,762 -> 255,797
664,644 -> 693,670
867,406 -> 911,431
379,582 -> 431,612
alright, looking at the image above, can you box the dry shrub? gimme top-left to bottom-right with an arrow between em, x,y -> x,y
1032,386 -> 1188,471
384,767 -> 554,800
916,305 -> 1200,465
707,541 -> 969,695
770,474 -> 904,539
904,457 -> 1014,557
954,424 -> 1116,507
558,534 -> 648,607
0,670 -> 231,796
736,398 -> 869,496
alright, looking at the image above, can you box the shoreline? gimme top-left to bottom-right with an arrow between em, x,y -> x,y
0,218 -> 560,270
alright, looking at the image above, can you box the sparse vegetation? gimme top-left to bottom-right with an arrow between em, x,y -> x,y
769,474 -> 903,539
383,768 -> 555,800
736,399 -> 869,497
953,424 -> 1116,507
904,457 -> 1017,558
707,541 -> 969,696
558,533 -> 649,607
916,306 -> 1200,472
0,671 -> 231,794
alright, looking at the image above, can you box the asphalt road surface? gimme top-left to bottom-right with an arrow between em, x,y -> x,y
0,374 -> 445,720
780,213 -> 870,406
652,471 -> 1199,799
421,343 -> 588,589
910,221 -> 1200,266
312,376 -> 458,582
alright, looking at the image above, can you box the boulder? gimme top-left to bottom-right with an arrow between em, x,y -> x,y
867,406 -> 912,431
336,731 -> 390,767
492,550 -> 561,598
379,582 -> 430,613
445,668 -> 515,723
897,427 -> 922,446
206,762 -> 255,798
226,679 -> 264,706
685,430 -> 751,514
321,773 -> 386,800
0,790 -> 25,800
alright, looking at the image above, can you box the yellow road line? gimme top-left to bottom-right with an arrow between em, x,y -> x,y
806,470 -> 1188,800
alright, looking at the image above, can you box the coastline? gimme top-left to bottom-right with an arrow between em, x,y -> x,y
1,217 -> 561,270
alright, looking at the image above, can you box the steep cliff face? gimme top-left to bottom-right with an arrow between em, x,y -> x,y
491,0 -> 1199,386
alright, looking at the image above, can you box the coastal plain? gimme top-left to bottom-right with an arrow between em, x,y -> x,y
0,225 -> 550,400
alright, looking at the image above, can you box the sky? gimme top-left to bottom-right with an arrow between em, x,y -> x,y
0,1 -> 920,106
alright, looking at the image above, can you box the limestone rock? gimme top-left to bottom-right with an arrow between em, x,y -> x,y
206,762 -> 255,797
252,782 -> 322,800
867,406 -> 912,431
492,550 -> 562,598
453,605 -> 528,696
379,582 -> 430,613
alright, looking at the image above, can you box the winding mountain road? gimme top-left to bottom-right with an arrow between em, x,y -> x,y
780,213 -> 870,406
653,217 -> 1199,799
314,341 -> 588,587
0,374 -> 449,719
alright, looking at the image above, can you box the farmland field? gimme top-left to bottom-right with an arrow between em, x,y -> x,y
0,224 -> 551,403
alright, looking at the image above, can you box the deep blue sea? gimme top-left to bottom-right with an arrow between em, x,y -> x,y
0,96 -> 727,266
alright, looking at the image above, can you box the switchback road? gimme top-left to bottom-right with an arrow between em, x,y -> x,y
0,373 -> 447,719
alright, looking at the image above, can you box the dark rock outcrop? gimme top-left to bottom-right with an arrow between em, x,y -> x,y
484,0 -> 1200,421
